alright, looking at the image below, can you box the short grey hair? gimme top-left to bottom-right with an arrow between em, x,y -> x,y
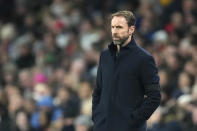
111,10 -> 136,26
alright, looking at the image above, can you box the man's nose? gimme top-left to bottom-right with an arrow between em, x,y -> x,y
112,28 -> 118,34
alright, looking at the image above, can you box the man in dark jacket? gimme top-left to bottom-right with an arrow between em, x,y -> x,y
92,10 -> 161,131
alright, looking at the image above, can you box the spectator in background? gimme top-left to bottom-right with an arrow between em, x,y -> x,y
0,88 -> 11,131
74,115 -> 93,131
54,87 -> 80,131
14,109 -> 33,131
172,71 -> 194,99
15,43 -> 35,69
147,107 -> 183,131
78,81 -> 93,117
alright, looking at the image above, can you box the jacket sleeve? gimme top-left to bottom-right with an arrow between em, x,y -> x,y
132,55 -> 161,122
92,53 -> 103,121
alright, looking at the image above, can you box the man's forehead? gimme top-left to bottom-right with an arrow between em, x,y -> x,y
111,16 -> 127,25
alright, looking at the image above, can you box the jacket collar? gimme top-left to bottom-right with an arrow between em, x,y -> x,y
108,36 -> 137,51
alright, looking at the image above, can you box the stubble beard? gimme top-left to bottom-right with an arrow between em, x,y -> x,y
113,35 -> 129,46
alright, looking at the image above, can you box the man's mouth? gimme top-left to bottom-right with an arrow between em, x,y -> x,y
113,37 -> 120,40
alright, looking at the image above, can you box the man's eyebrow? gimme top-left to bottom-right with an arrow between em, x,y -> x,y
111,25 -> 123,28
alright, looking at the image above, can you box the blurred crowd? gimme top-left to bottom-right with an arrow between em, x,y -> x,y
0,0 -> 197,131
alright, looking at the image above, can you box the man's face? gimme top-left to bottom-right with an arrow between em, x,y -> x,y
111,16 -> 131,45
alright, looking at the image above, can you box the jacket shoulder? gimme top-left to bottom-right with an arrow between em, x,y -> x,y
97,49 -> 111,64
134,45 -> 153,59
99,48 -> 110,58
101,48 -> 109,54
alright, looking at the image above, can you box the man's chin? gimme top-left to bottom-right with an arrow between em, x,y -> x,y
113,41 -> 122,45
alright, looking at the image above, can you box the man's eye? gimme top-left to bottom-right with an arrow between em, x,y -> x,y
111,26 -> 122,29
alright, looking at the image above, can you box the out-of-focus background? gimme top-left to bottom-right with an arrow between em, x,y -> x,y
0,0 -> 197,131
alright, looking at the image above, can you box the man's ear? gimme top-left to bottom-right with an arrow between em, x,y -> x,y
129,26 -> 135,35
